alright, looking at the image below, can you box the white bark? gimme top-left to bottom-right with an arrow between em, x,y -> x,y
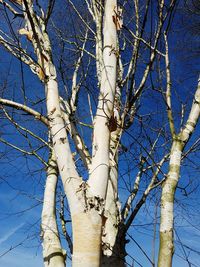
45,72 -> 84,216
72,210 -> 102,267
88,0 -> 117,199
102,107 -> 121,258
20,2 -> 83,211
181,77 -> 200,143
43,2 -> 118,263
101,166 -> 126,267
158,78 -> 200,266
158,141 -> 182,267
92,0 -> 103,83
72,2 -> 118,265
41,152 -> 65,267
102,163 -> 119,255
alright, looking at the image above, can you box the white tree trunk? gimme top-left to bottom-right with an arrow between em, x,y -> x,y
88,0 -> 117,199
158,79 -> 200,266
72,1 -> 118,265
72,210 -> 102,267
45,70 -> 83,211
41,152 -> 66,267
158,141 -> 182,267
101,138 -> 126,267
45,66 -> 104,267
102,164 -> 118,254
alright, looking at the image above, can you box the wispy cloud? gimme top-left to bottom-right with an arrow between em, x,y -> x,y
0,223 -> 24,245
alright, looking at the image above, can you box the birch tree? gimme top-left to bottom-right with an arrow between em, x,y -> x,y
157,7 -> 200,267
1,1 -> 199,267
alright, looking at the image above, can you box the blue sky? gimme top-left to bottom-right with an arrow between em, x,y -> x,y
0,223 -> 42,267
0,183 -> 43,267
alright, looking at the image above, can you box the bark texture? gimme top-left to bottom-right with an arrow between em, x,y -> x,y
101,228 -> 126,267
41,153 -> 66,267
88,0 -> 117,199
158,141 -> 182,267
158,78 -> 200,266
72,211 -> 102,267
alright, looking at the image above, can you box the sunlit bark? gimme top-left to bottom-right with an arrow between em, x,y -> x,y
41,152 -> 66,267
158,141 -> 182,267
88,0 -> 117,198
158,78 -> 200,267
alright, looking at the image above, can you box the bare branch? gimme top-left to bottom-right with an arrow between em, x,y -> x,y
91,0 -> 103,84
70,29 -> 88,112
0,137 -> 48,166
0,34 -> 40,75
180,76 -> 200,144
68,0 -> 95,35
0,0 -> 23,17
0,98 -> 49,125
124,153 -> 169,230
60,97 -> 91,169
164,32 -> 176,138
2,107 -> 50,149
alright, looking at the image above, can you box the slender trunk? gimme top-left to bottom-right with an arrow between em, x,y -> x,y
102,148 -> 124,266
80,1 -> 117,264
101,125 -> 126,266
41,152 -> 66,267
102,168 -> 119,255
45,64 -> 86,267
158,75 -> 200,267
88,0 -> 117,198
158,141 -> 182,267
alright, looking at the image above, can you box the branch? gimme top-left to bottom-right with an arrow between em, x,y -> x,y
68,0 -> 95,35
91,0 -> 103,84
0,98 -> 49,125
122,0 -> 166,129
45,0 -> 55,25
0,0 -> 23,17
60,97 -> 91,169
0,34 -> 40,75
121,0 -> 150,87
0,137 -> 48,166
122,130 -> 163,221
50,21 -> 95,59
121,160 -> 145,221
132,0 -> 165,101
70,29 -> 88,112
164,32 -> 176,138
123,26 -> 165,58
182,137 -> 200,159
59,194 -> 73,254
124,153 -> 169,230
2,107 -> 50,149
180,76 -> 200,144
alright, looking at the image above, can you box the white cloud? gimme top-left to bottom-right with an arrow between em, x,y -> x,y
0,223 -> 24,245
